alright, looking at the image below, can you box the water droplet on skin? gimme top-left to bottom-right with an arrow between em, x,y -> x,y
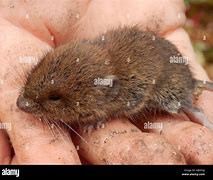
76,102 -> 80,106
76,145 -> 80,150
101,36 -> 105,41
152,36 -> 156,41
203,35 -> 206,41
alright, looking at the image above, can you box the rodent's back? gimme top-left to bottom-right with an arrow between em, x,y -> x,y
18,26 -> 197,125
93,26 -> 196,114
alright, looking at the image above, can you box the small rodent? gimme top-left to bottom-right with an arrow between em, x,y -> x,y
16,26 -> 213,130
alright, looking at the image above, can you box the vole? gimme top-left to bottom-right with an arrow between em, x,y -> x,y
16,26 -> 213,130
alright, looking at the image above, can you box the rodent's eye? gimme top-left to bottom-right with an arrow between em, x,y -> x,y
48,94 -> 61,101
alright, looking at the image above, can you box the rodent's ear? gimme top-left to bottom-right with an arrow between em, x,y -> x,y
94,75 -> 120,102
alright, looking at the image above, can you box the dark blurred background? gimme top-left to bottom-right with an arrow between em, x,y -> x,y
184,0 -> 213,80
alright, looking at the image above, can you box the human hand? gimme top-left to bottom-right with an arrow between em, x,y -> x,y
0,0 -> 212,164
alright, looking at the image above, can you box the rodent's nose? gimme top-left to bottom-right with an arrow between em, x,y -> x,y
16,95 -> 36,113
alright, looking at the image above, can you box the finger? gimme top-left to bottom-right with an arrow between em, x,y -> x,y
70,0 -> 185,39
73,119 -> 186,164
0,4 -> 54,47
0,0 -> 88,44
0,129 -> 12,164
3,111 -> 80,164
11,156 -> 18,165
142,28 -> 213,164
141,115 -> 213,164
164,28 -> 213,121
1,0 -> 185,42
0,18 -> 80,164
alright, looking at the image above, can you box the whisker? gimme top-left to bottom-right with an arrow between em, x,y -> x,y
53,121 -> 71,142
45,117 -> 57,138
11,65 -> 26,88
59,119 -> 89,145
51,121 -> 68,144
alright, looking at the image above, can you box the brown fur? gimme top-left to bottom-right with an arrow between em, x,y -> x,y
16,26 -> 211,127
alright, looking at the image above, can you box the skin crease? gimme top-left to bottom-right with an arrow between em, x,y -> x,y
0,0 -> 212,164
